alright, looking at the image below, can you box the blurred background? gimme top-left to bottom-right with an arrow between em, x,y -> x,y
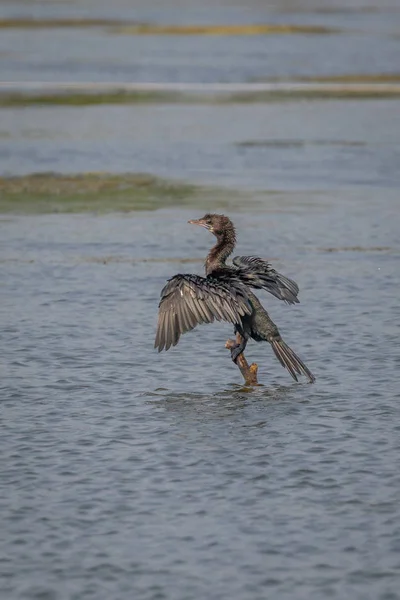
1,1 -> 400,600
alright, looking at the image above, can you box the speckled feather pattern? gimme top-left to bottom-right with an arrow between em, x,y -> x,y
154,273 -> 252,351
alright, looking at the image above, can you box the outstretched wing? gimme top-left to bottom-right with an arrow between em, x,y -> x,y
155,274 -> 252,352
233,256 -> 300,305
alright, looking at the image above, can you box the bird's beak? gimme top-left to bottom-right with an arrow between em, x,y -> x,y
188,219 -> 208,229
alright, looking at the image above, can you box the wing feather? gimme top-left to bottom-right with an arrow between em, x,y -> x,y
233,255 -> 300,305
155,273 -> 252,352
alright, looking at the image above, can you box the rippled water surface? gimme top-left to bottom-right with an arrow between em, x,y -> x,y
2,201 -> 400,599
2,0 -> 400,83
2,1 -> 400,599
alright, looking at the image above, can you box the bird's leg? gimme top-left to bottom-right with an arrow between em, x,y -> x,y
230,334 -> 248,363
225,334 -> 258,386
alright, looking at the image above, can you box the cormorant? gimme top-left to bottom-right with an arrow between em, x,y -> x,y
155,214 -> 315,383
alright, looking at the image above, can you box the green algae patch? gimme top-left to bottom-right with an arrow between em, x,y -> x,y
113,23 -> 338,35
0,90 -> 187,108
0,18 -> 130,29
0,173 -> 270,215
221,87 -> 400,102
298,74 -> 400,84
237,139 -> 366,148
0,19 -> 338,35
2,84 -> 400,108
0,173 -> 208,214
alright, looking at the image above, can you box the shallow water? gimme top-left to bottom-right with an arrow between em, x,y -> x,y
1,0 -> 400,83
2,1 -> 400,598
1,201 -> 400,599
1,100 -> 400,191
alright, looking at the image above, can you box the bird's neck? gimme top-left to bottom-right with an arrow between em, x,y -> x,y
205,234 -> 235,275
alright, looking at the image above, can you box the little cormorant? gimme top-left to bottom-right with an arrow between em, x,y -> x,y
154,214 -> 315,383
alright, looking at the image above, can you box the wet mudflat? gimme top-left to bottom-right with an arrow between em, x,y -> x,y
1,1 -> 400,599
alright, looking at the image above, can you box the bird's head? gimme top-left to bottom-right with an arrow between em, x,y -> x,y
188,213 -> 235,240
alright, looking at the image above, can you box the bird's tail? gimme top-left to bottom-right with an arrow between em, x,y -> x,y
270,338 -> 315,383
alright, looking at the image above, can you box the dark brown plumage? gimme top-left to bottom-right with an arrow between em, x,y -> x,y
154,214 -> 315,383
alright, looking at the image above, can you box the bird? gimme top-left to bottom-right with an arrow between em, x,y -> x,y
154,214 -> 315,383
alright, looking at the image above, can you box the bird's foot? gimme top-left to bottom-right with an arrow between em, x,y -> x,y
230,344 -> 244,363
